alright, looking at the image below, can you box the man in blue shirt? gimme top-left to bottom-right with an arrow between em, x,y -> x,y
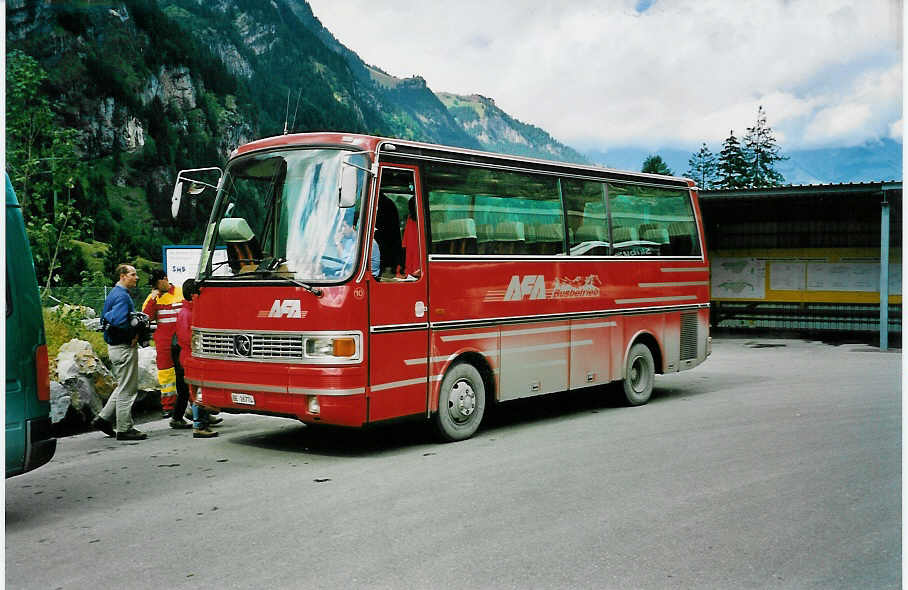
371,236 -> 381,279
92,264 -> 146,441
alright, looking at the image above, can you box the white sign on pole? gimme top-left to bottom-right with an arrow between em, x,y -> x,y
162,246 -> 228,289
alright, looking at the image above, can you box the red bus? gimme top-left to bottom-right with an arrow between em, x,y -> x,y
172,132 -> 710,441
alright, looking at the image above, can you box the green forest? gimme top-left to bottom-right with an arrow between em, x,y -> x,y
5,0 -> 465,293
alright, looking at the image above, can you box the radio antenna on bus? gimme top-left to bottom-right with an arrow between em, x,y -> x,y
283,89 -> 291,134
290,89 -> 302,133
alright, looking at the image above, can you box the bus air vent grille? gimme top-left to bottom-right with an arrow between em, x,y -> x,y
680,312 -> 698,360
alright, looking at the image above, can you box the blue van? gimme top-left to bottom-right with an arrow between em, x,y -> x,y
6,173 -> 56,477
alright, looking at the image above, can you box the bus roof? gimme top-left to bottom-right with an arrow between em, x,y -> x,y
230,133 -> 693,189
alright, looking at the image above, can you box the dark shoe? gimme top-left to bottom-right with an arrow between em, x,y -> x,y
91,416 -> 114,437
116,428 -> 147,441
208,409 -> 220,416
207,416 -> 223,426
162,411 -> 172,419
169,419 -> 192,430
193,428 -> 218,438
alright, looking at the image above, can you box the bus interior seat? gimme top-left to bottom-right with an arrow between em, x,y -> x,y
642,227 -> 670,244
642,227 -> 671,254
527,223 -> 564,255
612,226 -> 638,244
219,217 -> 261,273
489,220 -> 526,255
668,222 -> 695,255
432,218 -> 477,254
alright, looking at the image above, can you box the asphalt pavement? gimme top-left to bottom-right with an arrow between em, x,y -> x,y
5,337 -> 901,589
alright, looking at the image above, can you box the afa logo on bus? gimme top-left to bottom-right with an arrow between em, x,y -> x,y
259,299 -> 308,318
504,275 -> 547,301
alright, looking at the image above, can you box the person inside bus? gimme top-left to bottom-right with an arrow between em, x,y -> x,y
400,197 -> 421,278
375,192 -> 403,277
371,229 -> 381,280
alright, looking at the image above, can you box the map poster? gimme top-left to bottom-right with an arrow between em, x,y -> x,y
769,262 -> 806,291
807,262 -> 877,292
711,257 -> 766,299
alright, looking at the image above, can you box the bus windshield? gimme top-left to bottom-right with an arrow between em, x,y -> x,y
200,148 -> 369,283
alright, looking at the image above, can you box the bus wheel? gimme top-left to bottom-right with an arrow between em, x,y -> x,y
435,362 -> 486,442
622,342 -> 655,406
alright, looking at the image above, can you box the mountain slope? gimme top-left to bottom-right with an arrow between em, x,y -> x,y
438,93 -> 588,163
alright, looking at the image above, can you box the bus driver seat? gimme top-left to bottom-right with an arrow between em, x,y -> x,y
218,217 -> 262,274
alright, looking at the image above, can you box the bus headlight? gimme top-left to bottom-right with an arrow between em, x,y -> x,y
304,336 -> 358,360
191,330 -> 202,354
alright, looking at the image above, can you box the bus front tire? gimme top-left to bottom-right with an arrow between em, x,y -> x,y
435,362 -> 486,442
622,342 -> 655,406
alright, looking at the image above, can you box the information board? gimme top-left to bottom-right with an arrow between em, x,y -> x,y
162,246 -> 228,289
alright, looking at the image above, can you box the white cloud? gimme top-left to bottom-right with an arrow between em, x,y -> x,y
306,0 -> 902,151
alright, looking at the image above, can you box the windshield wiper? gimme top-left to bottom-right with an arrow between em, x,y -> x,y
235,265 -> 323,297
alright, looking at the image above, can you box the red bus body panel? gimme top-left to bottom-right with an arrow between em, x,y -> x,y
184,133 -> 710,429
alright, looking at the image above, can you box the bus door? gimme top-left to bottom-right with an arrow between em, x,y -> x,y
367,166 -> 429,422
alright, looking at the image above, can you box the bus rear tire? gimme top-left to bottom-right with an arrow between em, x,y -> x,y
435,362 -> 486,442
622,342 -> 654,406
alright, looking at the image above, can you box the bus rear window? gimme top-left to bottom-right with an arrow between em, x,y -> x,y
608,183 -> 700,257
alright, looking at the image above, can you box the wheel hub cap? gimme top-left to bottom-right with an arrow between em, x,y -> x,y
447,380 -> 476,422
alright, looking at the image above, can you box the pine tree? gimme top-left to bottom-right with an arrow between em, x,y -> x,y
717,130 -> 750,189
743,105 -> 787,187
685,143 -> 719,189
641,154 -> 673,175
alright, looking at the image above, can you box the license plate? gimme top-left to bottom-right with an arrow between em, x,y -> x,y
231,392 -> 255,406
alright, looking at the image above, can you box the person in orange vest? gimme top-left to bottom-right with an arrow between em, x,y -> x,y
142,269 -> 183,419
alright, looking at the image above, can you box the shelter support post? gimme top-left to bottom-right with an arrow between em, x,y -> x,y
879,191 -> 890,350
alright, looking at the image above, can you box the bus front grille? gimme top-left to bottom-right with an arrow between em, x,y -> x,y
196,330 -> 304,362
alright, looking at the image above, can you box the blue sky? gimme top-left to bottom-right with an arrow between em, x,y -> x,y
306,0 -> 902,153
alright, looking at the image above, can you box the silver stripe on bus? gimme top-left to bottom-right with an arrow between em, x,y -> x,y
502,325 -> 571,336
501,341 -> 574,355
637,281 -> 710,288
158,318 -> 177,323
440,331 -> 499,342
288,387 -> 366,396
429,255 -> 705,262
430,303 -> 709,331
661,267 -> 709,273
408,348 -> 499,367
370,323 -> 429,333
614,295 -> 698,304
510,358 -> 568,369
371,377 -> 428,392
185,378 -> 364,396
570,321 -> 617,330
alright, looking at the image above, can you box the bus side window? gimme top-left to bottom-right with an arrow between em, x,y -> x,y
424,162 -> 563,257
563,179 -> 610,256
608,183 -> 699,257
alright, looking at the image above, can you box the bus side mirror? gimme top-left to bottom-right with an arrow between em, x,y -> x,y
171,181 -> 184,219
171,167 -> 224,219
339,164 -> 358,208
